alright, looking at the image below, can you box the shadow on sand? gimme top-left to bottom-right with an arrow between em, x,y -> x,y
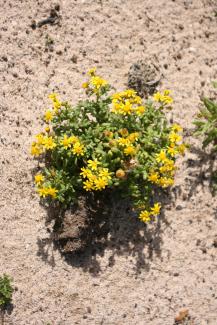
37,190 -> 170,276
36,138 -> 217,276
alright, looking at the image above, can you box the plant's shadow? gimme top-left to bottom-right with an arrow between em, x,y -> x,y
184,144 -> 217,200
0,303 -> 14,325
37,191 -> 170,275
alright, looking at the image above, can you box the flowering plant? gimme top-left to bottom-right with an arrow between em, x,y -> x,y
31,68 -> 186,223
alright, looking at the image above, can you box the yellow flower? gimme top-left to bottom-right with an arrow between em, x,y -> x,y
111,103 -> 121,113
150,203 -> 161,216
162,95 -> 173,105
72,142 -> 85,156
48,93 -> 58,101
159,159 -> 175,173
136,106 -> 145,115
153,92 -> 162,102
44,110 -> 53,122
167,145 -> 178,157
148,172 -> 159,183
37,187 -> 49,198
87,173 -> 97,182
31,143 -> 43,156
117,138 -> 130,147
156,150 -> 167,163
124,145 -> 136,156
35,133 -> 45,145
87,67 -> 96,76
60,135 -> 72,149
139,210 -> 151,223
42,136 -> 56,150
169,132 -> 182,143
46,187 -> 58,198
69,136 -> 79,144
133,96 -> 142,104
164,90 -> 170,96
177,143 -> 186,155
49,93 -> 61,112
45,125 -> 50,133
35,174 -> 44,184
112,93 -> 123,101
172,124 -> 183,133
83,180 -> 94,191
153,91 -> 173,105
37,186 -> 58,198
82,82 -> 89,89
94,177 -> 108,190
121,100 -> 132,115
87,159 -> 100,170
80,168 -> 92,178
158,177 -> 174,188
98,168 -> 112,180
124,89 -> 137,98
53,101 -> 61,113
127,132 -> 139,143
91,76 -> 108,90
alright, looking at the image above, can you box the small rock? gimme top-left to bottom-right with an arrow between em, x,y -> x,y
1,55 -> 8,62
54,4 -> 60,11
56,47 -> 63,55
176,205 -> 183,211
189,47 -> 196,53
128,59 -> 161,97
71,54 -> 78,63
213,239 -> 217,248
175,308 -> 189,322
173,272 -> 179,277
30,20 -> 37,30
205,31 -> 210,38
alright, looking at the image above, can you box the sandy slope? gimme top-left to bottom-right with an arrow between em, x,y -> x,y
1,0 -> 217,324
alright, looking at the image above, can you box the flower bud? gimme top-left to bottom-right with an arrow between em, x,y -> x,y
116,169 -> 126,179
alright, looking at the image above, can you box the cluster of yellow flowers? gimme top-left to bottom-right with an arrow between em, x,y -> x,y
82,68 -> 108,95
60,134 -> 85,156
31,93 -> 64,156
114,129 -> 140,156
48,93 -> 62,113
153,90 -> 173,105
148,124 -> 186,188
31,133 -> 85,157
111,89 -> 145,115
44,93 -> 62,123
34,174 -> 58,198
111,89 -> 145,116
31,133 -> 56,156
139,203 -> 161,223
80,159 -> 112,191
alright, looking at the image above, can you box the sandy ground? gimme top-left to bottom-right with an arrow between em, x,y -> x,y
1,0 -> 217,324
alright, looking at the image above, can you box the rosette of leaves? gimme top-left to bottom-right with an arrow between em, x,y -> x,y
194,97 -> 217,149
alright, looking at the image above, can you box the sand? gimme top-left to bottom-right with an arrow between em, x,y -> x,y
1,0 -> 217,324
